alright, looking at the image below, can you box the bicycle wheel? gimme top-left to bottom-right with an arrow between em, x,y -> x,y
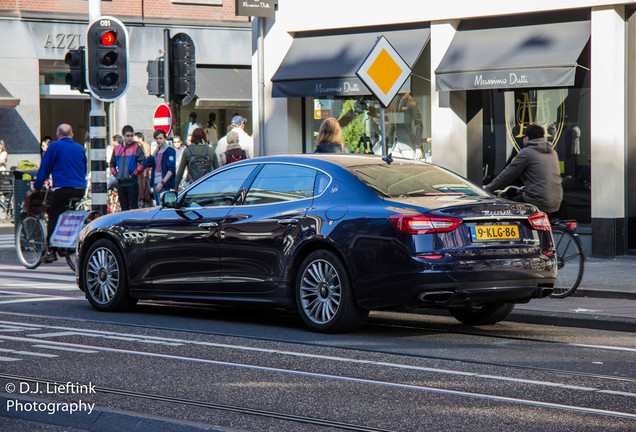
551,226 -> 585,298
16,215 -> 46,269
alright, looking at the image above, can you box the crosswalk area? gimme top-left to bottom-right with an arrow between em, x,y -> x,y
0,233 -> 13,250
0,263 -> 78,292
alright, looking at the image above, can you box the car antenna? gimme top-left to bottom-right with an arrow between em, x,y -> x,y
382,153 -> 393,165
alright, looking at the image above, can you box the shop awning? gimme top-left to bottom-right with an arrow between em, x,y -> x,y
435,20 -> 590,91
272,27 -> 430,98
195,66 -> 251,108
0,82 -> 20,108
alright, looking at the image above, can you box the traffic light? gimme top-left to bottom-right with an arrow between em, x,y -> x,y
146,57 -> 165,97
170,33 -> 196,105
64,47 -> 87,93
86,17 -> 129,101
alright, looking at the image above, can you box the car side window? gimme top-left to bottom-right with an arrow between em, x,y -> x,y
314,172 -> 330,196
244,164 -> 317,205
181,165 -> 256,208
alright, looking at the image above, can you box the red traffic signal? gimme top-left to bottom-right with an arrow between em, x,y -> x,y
101,31 -> 117,46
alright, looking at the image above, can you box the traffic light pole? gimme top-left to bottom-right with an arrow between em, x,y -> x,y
88,0 -> 107,216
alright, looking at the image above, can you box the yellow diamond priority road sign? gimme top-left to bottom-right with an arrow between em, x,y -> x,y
356,36 -> 411,108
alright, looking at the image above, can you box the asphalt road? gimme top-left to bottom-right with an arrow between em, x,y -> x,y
0,225 -> 635,431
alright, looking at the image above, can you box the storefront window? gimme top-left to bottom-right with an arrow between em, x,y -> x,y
308,45 -> 431,158
484,87 -> 591,222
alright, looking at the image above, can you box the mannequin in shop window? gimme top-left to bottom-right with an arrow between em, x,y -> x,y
185,112 -> 202,140
389,92 -> 423,159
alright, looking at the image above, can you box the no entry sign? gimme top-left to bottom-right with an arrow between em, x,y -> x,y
153,103 -> 173,136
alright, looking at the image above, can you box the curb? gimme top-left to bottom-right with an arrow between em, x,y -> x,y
507,308 -> 636,333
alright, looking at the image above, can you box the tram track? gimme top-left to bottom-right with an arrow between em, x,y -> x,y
0,372 -> 395,432
0,307 -> 634,387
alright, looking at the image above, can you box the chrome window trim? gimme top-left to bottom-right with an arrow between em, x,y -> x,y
169,161 -> 334,211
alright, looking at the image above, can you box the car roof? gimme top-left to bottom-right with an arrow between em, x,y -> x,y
242,154 -> 428,169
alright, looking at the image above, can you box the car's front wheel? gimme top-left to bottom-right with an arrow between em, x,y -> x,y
296,250 -> 368,333
81,239 -> 137,312
448,302 -> 514,325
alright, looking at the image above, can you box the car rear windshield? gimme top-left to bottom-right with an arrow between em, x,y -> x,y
347,162 -> 489,198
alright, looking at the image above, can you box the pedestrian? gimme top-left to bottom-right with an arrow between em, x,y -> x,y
144,129 -> 176,205
314,117 -> 348,153
206,112 -> 219,151
218,131 -> 246,167
32,124 -> 87,263
484,123 -> 563,214
174,127 -> 219,188
133,132 -> 153,207
0,140 -> 7,171
40,136 -> 51,155
109,125 -> 145,211
216,115 -> 254,161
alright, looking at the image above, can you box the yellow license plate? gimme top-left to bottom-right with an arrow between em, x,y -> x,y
470,225 -> 519,241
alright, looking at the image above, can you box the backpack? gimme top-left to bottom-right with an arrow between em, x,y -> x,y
224,148 -> 246,164
187,145 -> 212,182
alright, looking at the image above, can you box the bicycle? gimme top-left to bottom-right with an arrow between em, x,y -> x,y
16,188 -> 98,271
493,185 -> 585,298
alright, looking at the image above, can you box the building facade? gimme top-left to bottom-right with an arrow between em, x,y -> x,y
0,0 -> 251,167
254,0 -> 636,257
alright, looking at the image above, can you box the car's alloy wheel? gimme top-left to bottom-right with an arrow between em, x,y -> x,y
296,250 -> 368,333
82,239 -> 136,311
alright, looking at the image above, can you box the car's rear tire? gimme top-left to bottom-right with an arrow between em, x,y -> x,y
448,302 -> 514,325
296,250 -> 368,333
81,239 -> 137,312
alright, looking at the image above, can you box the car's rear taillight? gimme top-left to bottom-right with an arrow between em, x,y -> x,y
390,215 -> 462,234
528,213 -> 551,231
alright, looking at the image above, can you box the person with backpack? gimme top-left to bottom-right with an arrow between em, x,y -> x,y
216,115 -> 253,161
218,131 -> 247,167
174,127 -> 218,189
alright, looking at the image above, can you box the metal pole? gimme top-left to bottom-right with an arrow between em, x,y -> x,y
163,28 -> 171,104
380,105 -> 386,155
257,17 -> 265,157
88,0 -> 107,216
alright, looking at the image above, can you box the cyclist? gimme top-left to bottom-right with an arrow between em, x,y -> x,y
32,123 -> 87,263
484,123 -> 563,214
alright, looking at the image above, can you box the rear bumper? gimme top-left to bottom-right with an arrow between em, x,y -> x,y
417,284 -> 553,307
353,255 -> 556,309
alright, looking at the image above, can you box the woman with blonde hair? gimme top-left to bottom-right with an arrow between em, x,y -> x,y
174,127 -> 219,187
314,117 -> 347,153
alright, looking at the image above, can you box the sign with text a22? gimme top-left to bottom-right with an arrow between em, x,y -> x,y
235,0 -> 278,18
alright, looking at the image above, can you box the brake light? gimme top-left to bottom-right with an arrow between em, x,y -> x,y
390,215 -> 462,234
528,213 -> 550,231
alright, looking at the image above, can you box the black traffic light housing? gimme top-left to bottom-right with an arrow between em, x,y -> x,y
86,17 -> 129,101
146,57 -> 165,97
170,33 -> 196,105
64,47 -> 87,93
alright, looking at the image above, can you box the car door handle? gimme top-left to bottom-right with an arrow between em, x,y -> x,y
278,218 -> 299,226
198,222 -> 219,230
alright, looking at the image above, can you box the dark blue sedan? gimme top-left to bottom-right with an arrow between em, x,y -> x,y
77,155 -> 556,332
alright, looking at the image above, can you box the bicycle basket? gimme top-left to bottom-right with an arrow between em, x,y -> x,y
21,189 -> 49,213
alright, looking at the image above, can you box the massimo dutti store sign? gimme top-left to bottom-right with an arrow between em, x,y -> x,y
436,67 -> 577,91
235,0 -> 277,17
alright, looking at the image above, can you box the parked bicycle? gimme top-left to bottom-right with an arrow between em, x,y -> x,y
16,188 -> 98,271
494,185 -> 585,298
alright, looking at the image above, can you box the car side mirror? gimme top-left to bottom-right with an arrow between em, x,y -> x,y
161,191 -> 178,208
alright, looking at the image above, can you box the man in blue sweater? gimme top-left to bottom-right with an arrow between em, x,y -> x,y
33,123 -> 87,262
